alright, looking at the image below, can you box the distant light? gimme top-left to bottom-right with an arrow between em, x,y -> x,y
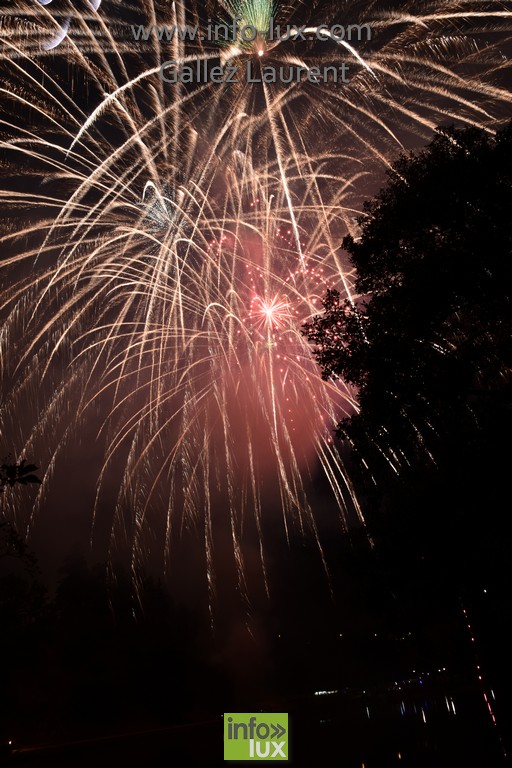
258,49 -> 264,56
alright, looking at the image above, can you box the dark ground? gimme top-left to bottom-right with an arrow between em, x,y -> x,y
2,677 -> 509,767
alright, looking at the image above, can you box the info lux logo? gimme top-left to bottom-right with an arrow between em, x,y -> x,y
224,713 -> 288,761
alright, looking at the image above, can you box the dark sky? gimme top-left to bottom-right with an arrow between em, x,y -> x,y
1,0 -> 511,623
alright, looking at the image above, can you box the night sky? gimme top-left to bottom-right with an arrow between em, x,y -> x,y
1,1 -> 511,765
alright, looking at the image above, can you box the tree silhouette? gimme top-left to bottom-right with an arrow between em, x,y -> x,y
303,125 -> 512,751
0,457 -> 41,492
304,122 -> 512,479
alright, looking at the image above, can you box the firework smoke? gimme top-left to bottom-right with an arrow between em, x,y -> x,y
1,0 -> 511,605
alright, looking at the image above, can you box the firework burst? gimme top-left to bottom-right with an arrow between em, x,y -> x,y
0,0 -> 511,605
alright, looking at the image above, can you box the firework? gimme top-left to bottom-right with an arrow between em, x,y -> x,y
1,0 -> 511,604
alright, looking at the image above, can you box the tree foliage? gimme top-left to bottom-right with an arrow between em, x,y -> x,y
304,122 -> 512,476
304,127 -> 512,720
0,457 -> 41,491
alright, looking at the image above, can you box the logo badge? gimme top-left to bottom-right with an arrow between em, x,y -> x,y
224,713 -> 288,761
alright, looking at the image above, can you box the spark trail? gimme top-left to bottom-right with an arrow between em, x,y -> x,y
0,0 -> 511,605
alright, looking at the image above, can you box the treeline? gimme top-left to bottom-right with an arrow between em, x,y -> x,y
0,526 -> 222,744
